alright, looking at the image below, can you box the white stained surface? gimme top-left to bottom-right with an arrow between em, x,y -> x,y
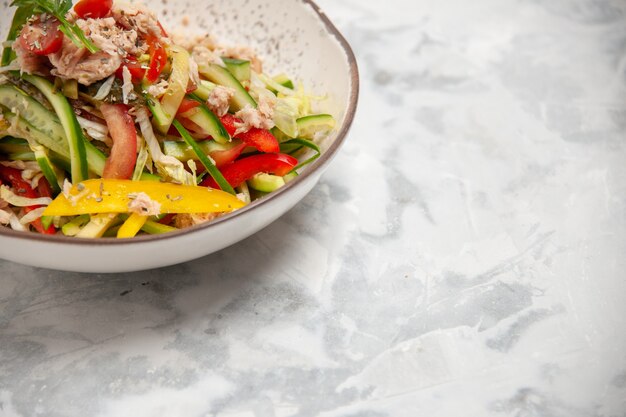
1,0 -> 626,416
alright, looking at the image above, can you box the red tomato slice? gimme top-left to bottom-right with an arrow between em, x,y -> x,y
100,104 -> 138,180
18,16 -> 63,56
177,98 -> 201,115
74,0 -> 113,19
115,57 -> 146,82
201,153 -> 297,189
218,115 -> 279,153
209,142 -> 247,168
145,36 -> 167,83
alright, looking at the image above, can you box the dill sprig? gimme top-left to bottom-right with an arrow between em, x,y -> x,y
10,0 -> 99,53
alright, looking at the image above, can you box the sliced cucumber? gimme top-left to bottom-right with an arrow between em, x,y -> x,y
139,172 -> 161,182
1,110 -> 105,177
172,120 -> 235,195
186,94 -> 230,144
198,63 -> 256,111
247,173 -> 285,193
163,139 -> 242,161
22,74 -> 88,182
193,80 -> 216,101
222,57 -> 251,83
144,94 -> 170,127
296,114 -> 335,139
76,213 -> 119,238
273,73 -> 294,90
62,214 -> 90,237
33,146 -> 62,195
8,151 -> 35,161
141,219 -> 177,235
156,45 -> 190,134
0,137 -> 29,154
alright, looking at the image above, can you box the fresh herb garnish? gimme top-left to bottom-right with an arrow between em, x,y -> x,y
10,0 -> 99,53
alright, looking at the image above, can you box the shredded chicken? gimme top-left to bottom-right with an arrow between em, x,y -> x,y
111,3 -> 164,38
171,33 -> 217,53
191,45 -> 224,67
127,192 -> 161,216
121,66 -> 136,104
48,36 -> 120,85
13,43 -> 48,75
46,17 -> 147,85
219,45 -> 263,73
233,94 -> 276,135
145,79 -> 169,98
206,86 -> 234,117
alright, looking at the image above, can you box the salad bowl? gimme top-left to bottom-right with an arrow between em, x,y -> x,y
0,0 -> 358,273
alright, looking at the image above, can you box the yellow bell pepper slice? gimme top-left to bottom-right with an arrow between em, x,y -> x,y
117,213 -> 148,239
43,179 -> 245,217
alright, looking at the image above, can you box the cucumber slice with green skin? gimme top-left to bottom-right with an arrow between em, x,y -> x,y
144,94 -> 170,127
222,57 -> 251,83
22,74 -> 88,182
283,171 -> 298,183
198,63 -> 257,111
193,80 -> 216,101
139,172 -> 161,182
76,213 -> 119,238
163,139 -> 243,161
8,151 -> 35,161
61,214 -> 90,237
172,120 -> 236,195
0,87 -> 105,177
140,220 -> 177,235
34,147 -> 62,195
296,114 -> 335,139
273,74 -> 294,89
156,45 -> 190,134
186,94 -> 231,144
0,137 -> 29,154
247,173 -> 286,193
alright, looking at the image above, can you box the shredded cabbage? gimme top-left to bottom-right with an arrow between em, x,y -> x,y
135,108 -> 194,185
0,186 -> 52,207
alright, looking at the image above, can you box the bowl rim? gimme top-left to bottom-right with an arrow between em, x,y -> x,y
0,0 -> 360,247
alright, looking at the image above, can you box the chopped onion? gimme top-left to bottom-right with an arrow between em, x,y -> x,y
19,207 -> 47,225
0,186 -> 52,207
93,75 -> 116,101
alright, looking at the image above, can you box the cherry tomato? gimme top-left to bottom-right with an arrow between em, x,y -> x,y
115,57 -> 146,82
18,16 -> 63,56
145,36 -> 167,83
74,0 -> 113,19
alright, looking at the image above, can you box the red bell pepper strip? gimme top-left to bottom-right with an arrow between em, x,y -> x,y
201,153 -> 297,190
100,104 -> 138,180
220,114 -> 279,153
145,36 -> 167,84
74,0 -> 113,19
0,166 -> 55,234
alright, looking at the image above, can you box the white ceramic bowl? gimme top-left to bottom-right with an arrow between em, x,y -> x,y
0,0 -> 359,273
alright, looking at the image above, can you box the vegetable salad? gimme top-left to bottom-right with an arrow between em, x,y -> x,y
0,0 -> 335,238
